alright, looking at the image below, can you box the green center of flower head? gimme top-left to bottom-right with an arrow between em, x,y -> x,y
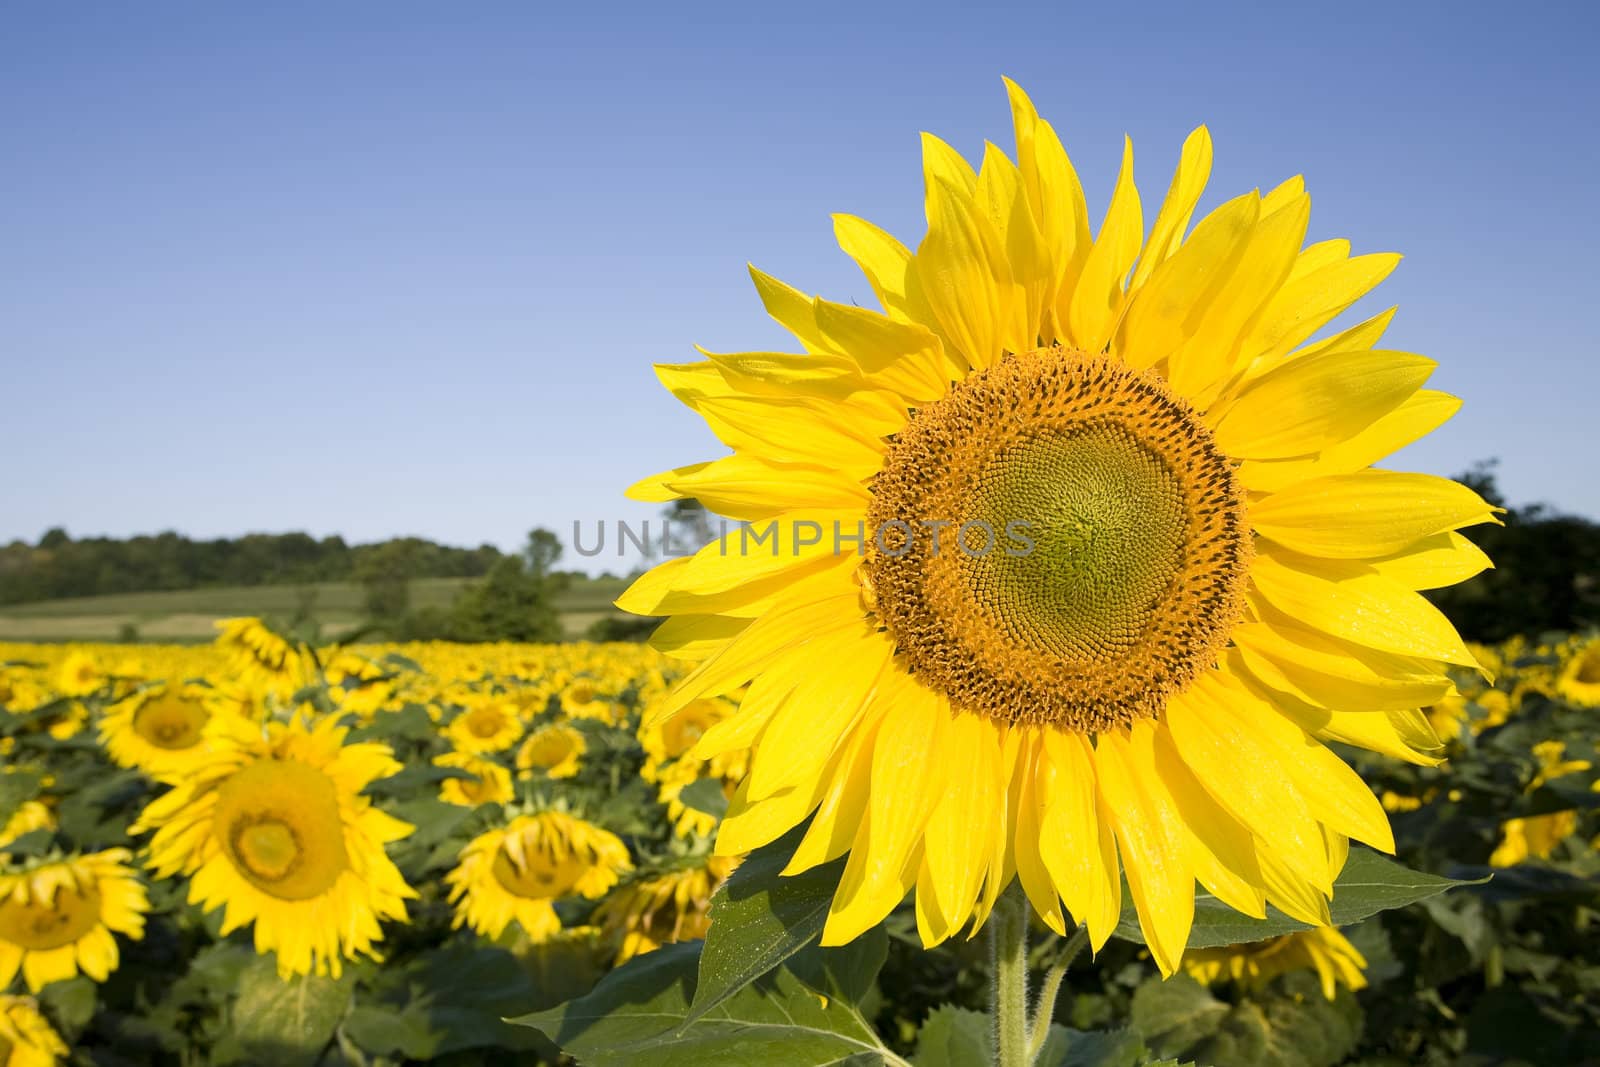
866,347 -> 1251,732
0,881 -> 103,951
965,424 -> 1189,662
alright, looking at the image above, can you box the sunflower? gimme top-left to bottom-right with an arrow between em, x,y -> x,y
0,850 -> 149,993
593,855 -> 738,964
638,696 -> 736,782
53,650 -> 103,699
1181,926 -> 1367,1001
618,80 -> 1495,974
435,751 -> 515,808
0,995 -> 68,1067
133,715 -> 415,978
444,697 -> 524,755
214,617 -> 307,697
515,723 -> 587,780
446,811 -> 631,943
560,680 -> 615,723
98,680 -> 219,780
1557,636 -> 1600,708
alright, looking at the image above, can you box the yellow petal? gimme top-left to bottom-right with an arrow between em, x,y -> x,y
749,265 -> 833,354
916,173 -> 1009,370
1151,724 -> 1266,918
812,299 -> 949,405
625,461 -> 712,502
823,676 -> 946,943
1250,551 -> 1477,666
1066,136 -> 1143,352
647,614 -> 751,661
922,712 -> 1002,937
1368,530 -> 1493,590
1236,389 -> 1460,493
976,141 -> 1049,352
1038,729 -> 1121,950
1213,349 -> 1435,460
1250,471 -> 1498,559
1094,725 -> 1193,976
832,213 -> 917,322
1116,191 -> 1258,371
1168,192 -> 1310,401
1131,126 -> 1213,289
1237,252 -> 1402,367
1231,618 -> 1455,712
1166,676 -> 1333,891
1003,78 -> 1091,336
785,703 -> 885,875
661,453 -> 872,519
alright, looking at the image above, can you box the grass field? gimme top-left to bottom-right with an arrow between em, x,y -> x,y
0,575 -> 633,642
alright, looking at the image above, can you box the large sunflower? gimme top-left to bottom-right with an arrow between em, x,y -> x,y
619,80 -> 1495,974
133,715 -> 415,978
0,850 -> 149,993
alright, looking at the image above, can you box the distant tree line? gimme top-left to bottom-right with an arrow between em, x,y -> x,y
371,528 -> 567,643
1428,463 -> 1600,642
0,528 -> 504,605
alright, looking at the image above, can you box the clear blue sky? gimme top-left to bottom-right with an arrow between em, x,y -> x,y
3,2 -> 1596,573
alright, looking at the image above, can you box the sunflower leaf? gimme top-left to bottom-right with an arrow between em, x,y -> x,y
683,822 -> 847,1025
679,776 -> 730,818
1112,848 -> 1487,949
508,940 -> 905,1066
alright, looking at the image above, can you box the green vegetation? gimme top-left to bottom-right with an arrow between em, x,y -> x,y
0,575 -> 630,643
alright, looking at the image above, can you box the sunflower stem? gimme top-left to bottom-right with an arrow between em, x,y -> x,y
1025,926 -> 1090,1061
990,883 -> 1030,1067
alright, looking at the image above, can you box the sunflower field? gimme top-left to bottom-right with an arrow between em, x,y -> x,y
0,620 -> 1594,1066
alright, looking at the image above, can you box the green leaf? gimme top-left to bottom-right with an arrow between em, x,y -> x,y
1188,976 -> 1363,1067
1130,976 -> 1228,1059
911,1005 -> 989,1067
37,977 -> 97,1042
223,958 -> 353,1067
0,767 -> 42,824
1113,848 -> 1487,949
1040,1026 -> 1150,1067
679,776 -> 730,818
685,822 -> 847,1024
509,940 -> 904,1066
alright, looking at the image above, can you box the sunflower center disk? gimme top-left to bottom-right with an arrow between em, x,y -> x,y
0,884 -> 104,951
491,846 -> 584,900
214,759 -> 350,900
134,693 -> 209,750
866,348 -> 1251,732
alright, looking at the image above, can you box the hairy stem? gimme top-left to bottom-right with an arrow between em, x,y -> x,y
1025,926 -> 1090,1060
991,883 -> 1030,1067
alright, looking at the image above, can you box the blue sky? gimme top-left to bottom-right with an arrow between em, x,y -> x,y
3,2 -> 1596,573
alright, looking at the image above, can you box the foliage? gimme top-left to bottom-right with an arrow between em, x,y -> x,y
0,529 -> 503,606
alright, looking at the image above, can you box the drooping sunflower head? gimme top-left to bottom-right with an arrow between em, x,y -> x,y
213,617 -> 308,696
592,855 -> 739,965
1181,926 -> 1368,1001
446,811 -> 631,943
515,723 -> 587,780
619,79 -> 1497,974
133,714 -> 415,978
98,680 -> 219,780
0,850 -> 149,994
0,994 -> 69,1067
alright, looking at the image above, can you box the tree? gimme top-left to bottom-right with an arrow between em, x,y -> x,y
445,557 -> 563,643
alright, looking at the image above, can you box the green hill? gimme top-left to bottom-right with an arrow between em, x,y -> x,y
0,575 -> 632,644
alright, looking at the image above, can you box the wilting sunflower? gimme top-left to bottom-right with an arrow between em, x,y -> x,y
446,810 -> 631,943
133,715 -> 415,978
516,723 -> 587,780
98,680 -> 219,780
1557,636 -> 1600,708
593,855 -> 738,964
0,995 -> 68,1067
619,79 -> 1495,973
1182,926 -> 1368,1000
435,751 -> 516,808
0,850 -> 149,993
